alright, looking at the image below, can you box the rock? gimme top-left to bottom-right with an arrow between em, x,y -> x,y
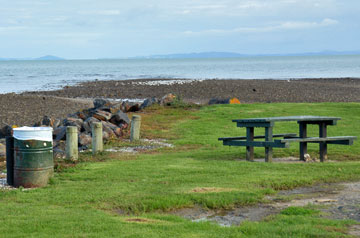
110,111 -> 130,125
52,119 -> 61,129
0,143 -> 5,158
83,117 -> 100,133
122,101 -> 131,112
63,117 -> 84,131
93,110 -> 112,121
77,109 -> 91,120
160,93 -> 176,106
114,127 -> 123,137
101,121 -> 116,138
141,97 -> 158,109
0,125 -> 13,138
42,116 -> 52,126
93,98 -> 109,109
102,131 -> 110,141
53,126 -> 67,141
304,154 -> 311,162
78,133 -> 92,146
128,103 -> 141,112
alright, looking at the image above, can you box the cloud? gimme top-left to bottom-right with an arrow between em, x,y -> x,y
184,18 -> 339,35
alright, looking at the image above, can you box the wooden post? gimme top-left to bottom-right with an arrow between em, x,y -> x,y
130,115 -> 141,142
319,123 -> 328,162
6,136 -> 14,186
299,122 -> 307,161
246,127 -> 254,161
265,126 -> 273,162
92,122 -> 103,155
66,126 -> 78,160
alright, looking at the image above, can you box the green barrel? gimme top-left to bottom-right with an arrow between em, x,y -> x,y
14,139 -> 53,188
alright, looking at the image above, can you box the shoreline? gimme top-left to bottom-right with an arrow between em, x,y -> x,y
0,77 -> 359,127
23,77 -> 360,103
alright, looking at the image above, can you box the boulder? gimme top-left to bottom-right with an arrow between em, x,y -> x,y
141,97 -> 158,109
53,126 -> 67,141
83,117 -> 100,133
93,109 -> 112,121
42,116 -> 53,126
0,143 -> 5,158
93,98 -> 109,109
160,93 -> 176,106
0,125 -> 13,138
101,121 -> 116,138
78,133 -> 92,146
63,117 -> 84,131
110,111 -> 130,125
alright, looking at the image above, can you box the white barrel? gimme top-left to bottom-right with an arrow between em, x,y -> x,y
13,127 -> 53,142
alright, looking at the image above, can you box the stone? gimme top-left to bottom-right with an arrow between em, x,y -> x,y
78,133 -> 92,146
53,126 -> 67,141
83,117 -> 100,133
304,153 -> 311,162
0,125 -> 13,138
93,109 -> 112,121
52,119 -> 61,129
0,143 -> 5,158
63,117 -> 84,131
93,98 -> 109,109
140,97 -> 158,109
128,103 -> 141,112
110,111 -> 130,125
160,93 -> 176,106
42,115 -> 52,126
114,128 -> 123,137
101,121 -> 116,138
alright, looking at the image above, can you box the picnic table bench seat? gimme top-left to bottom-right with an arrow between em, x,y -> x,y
219,116 -> 357,162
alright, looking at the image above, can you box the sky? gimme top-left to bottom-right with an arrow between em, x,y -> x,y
0,0 -> 359,59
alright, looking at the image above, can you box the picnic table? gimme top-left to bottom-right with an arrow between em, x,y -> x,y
219,116 -> 357,162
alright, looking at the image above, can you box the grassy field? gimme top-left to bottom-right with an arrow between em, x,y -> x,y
1,103 -> 360,237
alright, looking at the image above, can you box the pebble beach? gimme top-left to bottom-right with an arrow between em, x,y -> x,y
1,77 -> 360,127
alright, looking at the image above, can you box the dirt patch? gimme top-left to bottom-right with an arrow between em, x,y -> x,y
172,181 -> 360,227
125,218 -> 156,224
190,187 -> 238,193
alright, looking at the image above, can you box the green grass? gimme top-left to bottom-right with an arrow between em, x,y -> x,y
1,103 -> 360,237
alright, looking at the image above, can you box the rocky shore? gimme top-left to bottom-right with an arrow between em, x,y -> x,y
1,77 -> 360,128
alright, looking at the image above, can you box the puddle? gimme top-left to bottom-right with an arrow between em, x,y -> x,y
172,181 -> 360,227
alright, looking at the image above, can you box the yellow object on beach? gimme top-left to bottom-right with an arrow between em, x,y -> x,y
229,98 -> 241,104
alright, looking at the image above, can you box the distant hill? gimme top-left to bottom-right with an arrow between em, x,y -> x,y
0,55 -> 65,61
132,50 -> 360,59
35,55 -> 64,60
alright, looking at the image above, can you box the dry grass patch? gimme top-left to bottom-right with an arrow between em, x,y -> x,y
190,187 -> 238,193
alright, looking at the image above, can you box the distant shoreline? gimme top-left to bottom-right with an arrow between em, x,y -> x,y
23,77 -> 360,104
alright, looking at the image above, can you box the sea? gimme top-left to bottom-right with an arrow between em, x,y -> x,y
1,54 -> 360,94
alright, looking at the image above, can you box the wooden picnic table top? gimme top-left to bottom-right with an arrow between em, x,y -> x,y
232,116 -> 341,124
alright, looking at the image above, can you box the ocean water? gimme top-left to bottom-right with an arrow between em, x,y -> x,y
1,55 -> 360,94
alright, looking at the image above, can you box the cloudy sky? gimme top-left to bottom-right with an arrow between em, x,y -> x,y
0,0 -> 359,59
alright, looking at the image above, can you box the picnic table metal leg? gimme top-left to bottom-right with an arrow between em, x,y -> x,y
265,126 -> 273,162
319,123 -> 328,162
299,122 -> 307,161
246,127 -> 254,161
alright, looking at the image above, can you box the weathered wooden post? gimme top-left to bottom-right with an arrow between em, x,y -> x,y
66,126 -> 78,160
130,115 -> 141,142
92,122 -> 103,155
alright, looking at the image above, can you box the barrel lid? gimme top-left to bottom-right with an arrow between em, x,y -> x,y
13,127 -> 53,142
